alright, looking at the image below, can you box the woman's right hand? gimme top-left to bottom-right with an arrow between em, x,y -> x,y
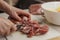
0,17 -> 17,36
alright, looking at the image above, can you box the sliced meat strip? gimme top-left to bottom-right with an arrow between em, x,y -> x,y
19,19 -> 48,37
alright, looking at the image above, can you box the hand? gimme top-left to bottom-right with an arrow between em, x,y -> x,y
0,17 -> 17,36
7,7 -> 31,22
0,0 -> 30,22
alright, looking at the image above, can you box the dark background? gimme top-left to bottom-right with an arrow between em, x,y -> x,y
15,0 -> 60,9
0,0 -> 60,13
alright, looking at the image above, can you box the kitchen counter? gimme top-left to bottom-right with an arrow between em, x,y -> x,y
0,10 -> 60,40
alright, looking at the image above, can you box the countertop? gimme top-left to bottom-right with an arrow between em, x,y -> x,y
0,10 -> 60,40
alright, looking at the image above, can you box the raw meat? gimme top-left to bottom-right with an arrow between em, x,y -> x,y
8,17 -> 48,38
29,4 -> 42,15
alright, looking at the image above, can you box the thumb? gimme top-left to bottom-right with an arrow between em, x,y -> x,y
11,13 -> 22,22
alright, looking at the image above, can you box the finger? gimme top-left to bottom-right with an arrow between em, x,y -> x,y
2,25 -> 10,36
17,10 -> 30,17
0,19 -> 8,35
22,12 -> 30,18
9,20 -> 17,31
31,12 -> 38,15
1,25 -> 7,35
3,19 -> 11,28
7,20 -> 17,32
16,9 -> 31,20
11,13 -> 22,21
1,22 -> 11,35
3,19 -> 17,33
24,13 -> 31,20
17,10 -> 31,19
10,25 -> 17,33
6,28 -> 10,35
0,26 -> 5,36
8,17 -> 19,24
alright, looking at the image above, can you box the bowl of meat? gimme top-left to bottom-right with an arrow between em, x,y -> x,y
41,1 -> 60,25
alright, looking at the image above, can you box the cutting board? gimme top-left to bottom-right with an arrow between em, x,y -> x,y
7,14 -> 60,40
0,10 -> 60,40
7,27 -> 60,40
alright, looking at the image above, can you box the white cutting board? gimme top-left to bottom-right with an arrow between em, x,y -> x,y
7,27 -> 60,40
7,15 -> 60,40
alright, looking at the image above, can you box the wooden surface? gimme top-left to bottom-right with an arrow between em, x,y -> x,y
49,36 -> 60,40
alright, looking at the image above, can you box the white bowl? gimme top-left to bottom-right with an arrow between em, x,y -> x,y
41,1 -> 60,25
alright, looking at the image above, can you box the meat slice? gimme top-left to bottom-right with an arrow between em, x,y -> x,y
29,4 -> 42,15
28,27 -> 35,37
40,25 -> 48,34
20,26 -> 31,34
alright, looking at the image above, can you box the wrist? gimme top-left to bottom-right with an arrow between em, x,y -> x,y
0,0 -> 13,14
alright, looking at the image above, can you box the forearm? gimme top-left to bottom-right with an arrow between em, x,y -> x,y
0,0 -> 13,14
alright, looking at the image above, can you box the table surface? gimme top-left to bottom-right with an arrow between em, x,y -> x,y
0,10 -> 60,40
